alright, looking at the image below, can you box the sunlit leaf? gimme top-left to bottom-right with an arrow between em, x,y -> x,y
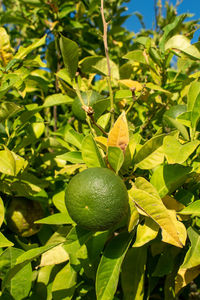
129,178 -> 183,248
0,232 -> 13,247
43,93 -> 73,107
0,27 -> 13,66
0,197 -> 4,228
52,263 -> 77,300
35,213 -> 73,225
96,232 -> 133,300
179,200 -> 200,216
133,217 -> 159,247
40,244 -> 69,267
107,146 -> 124,174
82,135 -> 106,168
150,164 -> 192,198
163,136 -> 200,164
15,35 -> 46,60
108,111 -> 129,154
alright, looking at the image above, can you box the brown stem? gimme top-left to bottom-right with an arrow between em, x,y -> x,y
100,0 -> 114,128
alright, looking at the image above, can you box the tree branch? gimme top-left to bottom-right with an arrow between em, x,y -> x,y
100,0 -> 114,128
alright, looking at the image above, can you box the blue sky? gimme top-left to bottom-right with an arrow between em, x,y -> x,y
123,0 -> 200,42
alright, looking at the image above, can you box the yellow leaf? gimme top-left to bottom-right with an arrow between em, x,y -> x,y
40,244 -> 69,267
95,136 -> 108,152
128,198 -> 139,232
0,27 -> 13,66
162,195 -> 185,211
108,111 -> 129,153
175,267 -> 200,294
129,178 -> 183,248
162,210 -> 187,246
133,217 -> 159,247
119,80 -> 143,91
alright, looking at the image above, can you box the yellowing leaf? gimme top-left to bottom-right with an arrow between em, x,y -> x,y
119,80 -> 143,91
161,210 -> 187,246
128,198 -> 139,232
133,217 -> 159,247
162,195 -> 185,211
108,111 -> 129,153
0,197 -> 4,228
0,27 -> 13,66
175,267 -> 200,294
95,136 -> 108,152
129,177 -> 183,248
40,244 -> 69,267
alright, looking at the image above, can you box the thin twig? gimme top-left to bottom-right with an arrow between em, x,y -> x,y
82,106 -> 108,136
100,0 -> 114,128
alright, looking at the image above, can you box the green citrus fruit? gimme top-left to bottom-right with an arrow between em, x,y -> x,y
65,167 -> 129,231
6,198 -> 44,237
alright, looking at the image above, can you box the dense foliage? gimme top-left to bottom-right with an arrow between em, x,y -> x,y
1,0 -> 200,299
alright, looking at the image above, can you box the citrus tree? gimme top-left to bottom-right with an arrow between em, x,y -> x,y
1,0 -> 200,299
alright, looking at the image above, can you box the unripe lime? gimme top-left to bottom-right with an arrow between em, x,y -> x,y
65,167 -> 129,231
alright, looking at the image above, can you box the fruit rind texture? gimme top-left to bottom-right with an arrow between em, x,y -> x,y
65,167 -> 129,231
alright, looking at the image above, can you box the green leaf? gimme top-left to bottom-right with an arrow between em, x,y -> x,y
80,55 -> 104,73
35,213 -> 74,225
1,248 -> 32,300
159,15 -> 186,52
0,74 -> 21,99
107,146 -> 124,174
56,152 -> 84,164
0,102 -> 22,122
96,232 -> 133,300
152,247 -> 175,277
0,148 -> 15,176
0,148 -> 27,176
63,226 -> 93,254
81,135 -> 106,168
80,56 -> 119,79
59,36 -> 79,80
0,196 -> 4,228
15,35 -> 46,59
52,263 -> 77,300
16,243 -> 62,265
64,127 -> 84,149
123,50 -> 146,64
180,227 -> 200,269
146,82 -> 171,95
179,200 -> 200,217
0,233 -> 13,247
163,136 -> 200,164
165,35 -> 200,60
187,81 -> 200,131
134,133 -> 166,169
121,247 -> 147,300
52,190 -> 67,213
43,93 -> 73,107
150,164 -> 192,198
